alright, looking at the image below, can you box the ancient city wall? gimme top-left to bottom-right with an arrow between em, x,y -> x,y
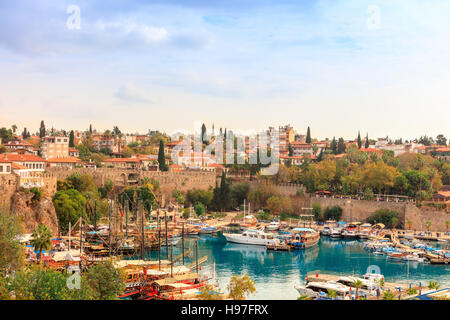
310,196 -> 449,232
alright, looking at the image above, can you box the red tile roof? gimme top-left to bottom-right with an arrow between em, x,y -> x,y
103,157 -> 141,163
0,154 -> 45,162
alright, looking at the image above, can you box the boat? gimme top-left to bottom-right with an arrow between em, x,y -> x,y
223,229 -> 276,246
288,228 -> 320,249
294,281 -> 353,299
198,226 -> 219,234
330,226 -> 344,238
266,221 -> 281,231
358,223 -> 372,239
341,223 -> 360,239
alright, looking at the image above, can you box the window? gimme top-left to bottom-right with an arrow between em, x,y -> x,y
0,166 -> 3,172
6,166 -> 10,172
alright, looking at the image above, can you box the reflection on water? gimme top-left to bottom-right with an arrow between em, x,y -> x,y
143,233 -> 449,300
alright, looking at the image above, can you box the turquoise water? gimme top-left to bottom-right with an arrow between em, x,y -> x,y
146,234 -> 450,300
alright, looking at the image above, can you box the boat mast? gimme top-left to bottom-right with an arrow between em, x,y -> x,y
182,222 -> 185,265
141,200 -> 145,261
68,221 -> 71,252
165,211 -> 168,260
158,210 -> 161,271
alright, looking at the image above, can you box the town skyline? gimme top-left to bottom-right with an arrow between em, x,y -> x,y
1,1 -> 449,139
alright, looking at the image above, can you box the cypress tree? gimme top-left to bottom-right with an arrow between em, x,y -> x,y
219,170 -> 230,211
365,133 -> 369,148
201,123 -> 207,144
331,137 -> 337,155
306,126 -> 311,143
337,138 -> 346,154
69,130 -> 75,147
158,140 -> 167,171
39,120 -> 46,138
89,124 -> 93,133
357,131 -> 362,149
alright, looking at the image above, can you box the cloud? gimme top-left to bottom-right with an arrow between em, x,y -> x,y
114,84 -> 152,104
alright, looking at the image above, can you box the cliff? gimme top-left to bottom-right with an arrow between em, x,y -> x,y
10,191 -> 59,235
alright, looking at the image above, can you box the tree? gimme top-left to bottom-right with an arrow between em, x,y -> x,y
425,221 -> 432,232
69,130 -> 75,147
158,140 -> 168,171
30,224 -> 53,262
312,202 -> 322,222
53,189 -> 87,232
436,134 -> 447,146
194,203 -> 206,216
198,284 -> 223,300
201,123 -> 207,144
172,190 -> 185,205
11,124 -> 17,134
230,182 -> 249,208
352,279 -> 363,298
323,206 -> 342,221
306,126 -> 311,144
0,210 -> 24,276
39,120 -> 46,138
227,273 -> 256,300
337,137 -> 346,154
382,291 -> 395,300
357,131 -> 362,149
327,289 -> 338,299
407,220 -> 413,230
366,209 -> 400,229
83,261 -> 125,300
89,124 -> 93,133
428,281 -> 440,290
67,173 -> 97,194
330,137 -> 337,155
365,133 -> 370,148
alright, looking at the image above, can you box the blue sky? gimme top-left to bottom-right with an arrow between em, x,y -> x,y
0,0 -> 449,140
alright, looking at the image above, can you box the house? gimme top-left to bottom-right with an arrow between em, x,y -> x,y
47,157 -> 81,169
280,154 -> 317,166
290,142 -> 314,157
40,136 -> 69,159
0,158 -> 12,174
431,190 -> 450,212
0,154 -> 46,172
4,139 -> 37,155
432,147 -> 450,160
11,162 -> 45,189
68,147 -> 80,158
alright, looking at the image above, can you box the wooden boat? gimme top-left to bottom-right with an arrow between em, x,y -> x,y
289,228 -> 320,249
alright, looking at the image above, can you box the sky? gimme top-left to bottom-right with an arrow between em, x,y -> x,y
0,0 -> 449,141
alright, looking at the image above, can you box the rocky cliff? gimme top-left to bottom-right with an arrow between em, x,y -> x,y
10,191 -> 59,235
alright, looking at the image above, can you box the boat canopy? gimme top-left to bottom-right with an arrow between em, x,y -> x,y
153,273 -> 200,286
292,228 -> 315,232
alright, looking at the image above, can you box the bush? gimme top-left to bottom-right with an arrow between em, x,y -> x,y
312,202 -> 322,222
323,206 -> 342,221
366,209 -> 400,229
30,187 -> 42,203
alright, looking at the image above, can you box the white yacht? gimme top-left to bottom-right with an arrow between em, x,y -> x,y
294,281 -> 353,299
223,229 -> 276,246
266,221 -> 280,231
321,226 -> 331,236
330,227 -> 343,238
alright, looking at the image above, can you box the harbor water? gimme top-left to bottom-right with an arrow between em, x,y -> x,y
145,234 -> 450,300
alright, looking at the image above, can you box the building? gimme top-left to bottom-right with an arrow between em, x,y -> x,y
290,142 -> 314,157
0,158 -> 12,174
40,136 -> 69,159
0,154 -> 46,172
4,139 -> 37,155
276,125 -> 295,154
47,157 -> 81,169
68,147 -> 80,158
102,157 -> 143,170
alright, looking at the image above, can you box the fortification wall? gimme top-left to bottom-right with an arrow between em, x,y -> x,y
311,196 -> 449,232
0,174 -> 18,208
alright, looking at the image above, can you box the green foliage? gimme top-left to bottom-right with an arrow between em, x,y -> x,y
323,206 -> 342,221
67,173 -> 97,194
312,202 -> 322,222
382,291 -> 395,300
53,189 -> 87,232
197,284 -> 223,300
11,266 -> 71,300
407,288 -> 417,296
119,186 -> 157,212
187,189 -> 213,208
0,210 -> 24,276
172,189 -> 185,205
158,140 -> 168,171
428,281 -> 440,290
366,209 -> 400,229
83,261 -> 125,300
227,273 -> 256,300
230,182 -> 250,207
30,187 -> 42,203
194,203 -> 206,216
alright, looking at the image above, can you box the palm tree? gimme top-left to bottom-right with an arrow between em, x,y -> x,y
31,224 -> 53,262
327,289 -> 338,299
297,294 -> 312,300
382,291 -> 395,300
352,279 -> 363,299
428,281 -> 440,290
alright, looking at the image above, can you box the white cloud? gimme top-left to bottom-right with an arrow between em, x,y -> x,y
114,84 -> 152,104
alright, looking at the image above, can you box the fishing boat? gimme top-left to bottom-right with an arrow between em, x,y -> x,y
358,223 -> 372,239
330,226 -> 344,238
161,236 -> 181,246
223,229 -> 276,246
288,228 -> 320,250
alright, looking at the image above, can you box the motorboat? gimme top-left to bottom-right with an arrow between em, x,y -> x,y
223,229 -> 276,246
294,281 -> 353,299
266,221 -> 281,231
342,223 -> 360,239
198,226 -> 219,234
330,227 -> 343,238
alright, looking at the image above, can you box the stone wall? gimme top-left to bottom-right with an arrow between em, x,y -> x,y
310,196 -> 449,232
46,167 -> 216,201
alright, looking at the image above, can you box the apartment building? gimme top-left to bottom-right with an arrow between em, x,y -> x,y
40,136 -> 69,159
